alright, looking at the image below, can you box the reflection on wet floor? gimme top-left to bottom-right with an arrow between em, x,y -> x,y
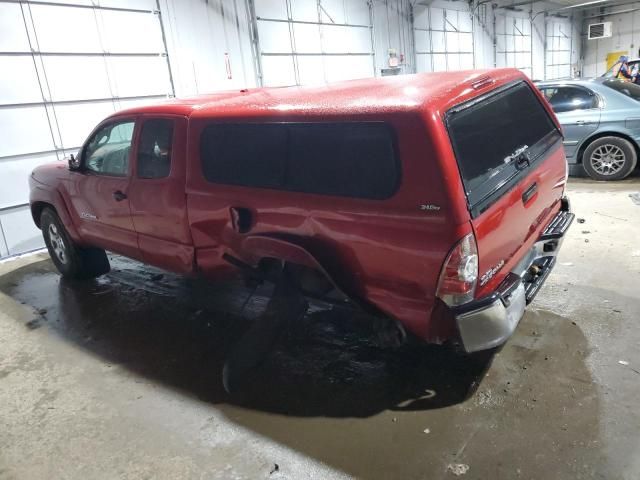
0,255 -> 492,418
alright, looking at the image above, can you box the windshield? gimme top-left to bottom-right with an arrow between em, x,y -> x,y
603,61 -> 639,78
603,79 -> 640,101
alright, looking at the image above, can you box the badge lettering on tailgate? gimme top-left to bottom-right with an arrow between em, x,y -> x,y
480,259 -> 505,286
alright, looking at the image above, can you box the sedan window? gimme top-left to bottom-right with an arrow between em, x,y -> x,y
539,86 -> 598,114
603,79 -> 640,101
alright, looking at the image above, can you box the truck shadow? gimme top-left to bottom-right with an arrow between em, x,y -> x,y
0,256 -> 492,418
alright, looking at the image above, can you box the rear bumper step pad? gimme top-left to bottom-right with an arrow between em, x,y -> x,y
523,255 -> 556,304
540,210 -> 574,240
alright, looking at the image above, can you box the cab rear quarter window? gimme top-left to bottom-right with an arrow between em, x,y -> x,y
199,122 -> 400,200
446,81 -> 562,216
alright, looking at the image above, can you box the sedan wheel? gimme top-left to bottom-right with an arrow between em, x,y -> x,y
582,136 -> 637,181
589,144 -> 626,177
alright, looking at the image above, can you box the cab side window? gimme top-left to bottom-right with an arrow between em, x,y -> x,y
540,86 -> 598,114
84,121 -> 135,176
137,119 -> 174,179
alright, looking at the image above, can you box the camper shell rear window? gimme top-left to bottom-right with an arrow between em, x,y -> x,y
446,81 -> 561,215
199,122 -> 399,200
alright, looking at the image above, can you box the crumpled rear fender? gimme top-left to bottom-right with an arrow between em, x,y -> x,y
237,234 -> 366,308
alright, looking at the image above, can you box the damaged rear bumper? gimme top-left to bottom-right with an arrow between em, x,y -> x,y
453,197 -> 574,353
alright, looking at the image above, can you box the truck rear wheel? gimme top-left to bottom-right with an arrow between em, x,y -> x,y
40,208 -> 110,279
582,136 -> 637,181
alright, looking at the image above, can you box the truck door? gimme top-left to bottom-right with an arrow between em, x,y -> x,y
128,115 -> 194,274
539,85 -> 601,161
68,118 -> 141,260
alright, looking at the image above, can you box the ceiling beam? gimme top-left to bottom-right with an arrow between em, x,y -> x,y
580,0 -> 640,12
494,0 -> 566,10
583,6 -> 640,17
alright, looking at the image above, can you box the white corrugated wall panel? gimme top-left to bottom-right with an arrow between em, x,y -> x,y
0,225 -> 8,258
160,0 -> 256,95
1,153 -> 58,211
1,207 -> 42,256
414,2 -> 474,74
255,0 -> 375,86
0,0 -> 173,258
546,18 -> 573,80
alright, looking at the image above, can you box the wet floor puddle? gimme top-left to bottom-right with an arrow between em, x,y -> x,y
0,255 -> 491,417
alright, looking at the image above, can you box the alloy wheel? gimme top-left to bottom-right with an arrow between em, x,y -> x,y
48,223 -> 67,265
590,144 -> 626,176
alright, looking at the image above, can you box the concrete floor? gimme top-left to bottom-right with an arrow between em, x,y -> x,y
1,177 -> 639,480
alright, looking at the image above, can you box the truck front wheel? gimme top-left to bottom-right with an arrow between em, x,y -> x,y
40,208 -> 110,279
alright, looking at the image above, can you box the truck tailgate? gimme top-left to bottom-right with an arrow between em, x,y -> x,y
446,79 -> 568,297
471,143 -> 567,296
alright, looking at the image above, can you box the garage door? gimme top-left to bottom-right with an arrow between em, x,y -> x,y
495,13 -> 532,78
252,0 -> 374,86
413,5 -> 474,73
0,0 -> 173,258
545,18 -> 573,80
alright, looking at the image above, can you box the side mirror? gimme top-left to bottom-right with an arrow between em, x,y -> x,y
67,153 -> 80,171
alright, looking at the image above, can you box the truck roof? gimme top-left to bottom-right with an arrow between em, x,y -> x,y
115,68 -> 525,119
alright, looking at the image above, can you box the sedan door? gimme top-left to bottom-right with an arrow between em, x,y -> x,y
539,85 -> 601,161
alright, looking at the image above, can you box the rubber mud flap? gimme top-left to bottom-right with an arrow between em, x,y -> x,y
223,274 -> 309,394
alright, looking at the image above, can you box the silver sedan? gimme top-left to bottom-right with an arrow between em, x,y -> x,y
536,78 -> 640,180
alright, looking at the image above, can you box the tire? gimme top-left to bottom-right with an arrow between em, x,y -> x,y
582,136 -> 638,181
40,208 -> 110,279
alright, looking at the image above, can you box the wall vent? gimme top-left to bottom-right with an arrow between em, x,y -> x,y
588,22 -> 612,40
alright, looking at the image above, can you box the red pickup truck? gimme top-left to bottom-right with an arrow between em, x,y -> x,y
29,68 -> 573,354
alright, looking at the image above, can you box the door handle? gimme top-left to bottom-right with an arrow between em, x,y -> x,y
113,190 -> 127,202
229,206 -> 252,234
575,120 -> 591,126
522,182 -> 538,204
515,152 -> 531,170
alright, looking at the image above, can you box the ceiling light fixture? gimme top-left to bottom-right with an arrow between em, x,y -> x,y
561,0 -> 607,9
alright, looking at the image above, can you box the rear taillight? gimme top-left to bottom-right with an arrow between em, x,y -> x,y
436,233 -> 478,307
